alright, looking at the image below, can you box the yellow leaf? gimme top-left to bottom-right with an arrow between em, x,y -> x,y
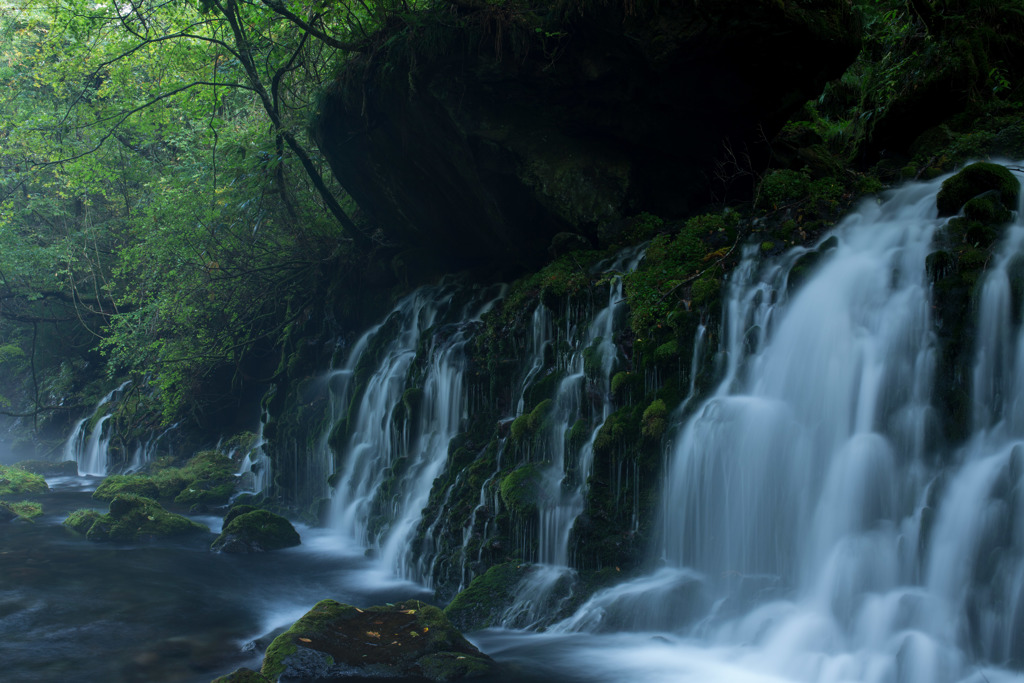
410,631 -> 419,637
423,627 -> 428,633
298,637 -> 312,643
367,631 -> 380,639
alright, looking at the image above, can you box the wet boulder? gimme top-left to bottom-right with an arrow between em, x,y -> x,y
210,510 -> 300,553
65,494 -> 209,542
936,162 -> 1020,217
261,599 -> 495,682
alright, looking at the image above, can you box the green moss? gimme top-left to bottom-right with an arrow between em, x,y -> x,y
443,562 -> 526,631
63,508 -> 103,535
963,194 -> 1013,225
0,464 -> 48,497
691,271 -> 721,307
211,509 -> 300,552
610,371 -> 637,399
81,494 -> 209,542
1,500 -> 43,521
936,162 -> 1020,216
92,475 -> 160,502
224,504 -> 260,527
508,399 -> 553,447
654,340 -> 678,365
757,168 -> 810,209
499,464 -> 543,517
141,450 -> 237,505
642,399 -> 668,441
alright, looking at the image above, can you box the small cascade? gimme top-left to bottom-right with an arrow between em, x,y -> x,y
236,413 -> 273,494
327,281 -> 504,579
126,422 -> 178,472
548,166 -> 1024,683
500,246 -> 645,628
62,381 -> 131,476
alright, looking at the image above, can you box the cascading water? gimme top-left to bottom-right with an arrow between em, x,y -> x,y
501,247 -> 645,628
327,281 -> 504,580
62,381 -> 131,476
236,414 -> 272,494
548,166 -> 1024,683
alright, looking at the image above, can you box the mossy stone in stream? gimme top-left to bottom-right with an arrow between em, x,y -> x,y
210,509 -> 300,553
260,599 -> 495,681
92,474 -> 161,502
72,494 -> 209,542
0,464 -> 48,496
222,504 -> 260,527
1,500 -> 43,521
936,162 -> 1019,216
64,509 -> 103,535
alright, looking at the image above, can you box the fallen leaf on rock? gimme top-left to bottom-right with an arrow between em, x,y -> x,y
298,637 -> 312,643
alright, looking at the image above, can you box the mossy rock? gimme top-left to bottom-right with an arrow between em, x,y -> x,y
963,192 -> 1013,226
641,399 -> 668,441
261,599 -> 495,682
444,562 -> 527,631
0,464 -> 48,497
1,500 -> 43,522
498,465 -> 544,518
174,477 -> 236,506
13,460 -> 79,476
75,494 -> 209,542
508,399 -> 553,446
92,474 -> 161,502
146,450 -> 237,504
211,509 -> 300,553
209,668 -> 272,683
223,504 -> 260,527
64,508 -> 103,535
936,162 -> 1019,216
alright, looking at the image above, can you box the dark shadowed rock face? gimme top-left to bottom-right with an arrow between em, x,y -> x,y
313,0 -> 859,272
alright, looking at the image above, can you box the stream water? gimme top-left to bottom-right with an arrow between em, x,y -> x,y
8,167 -> 1024,683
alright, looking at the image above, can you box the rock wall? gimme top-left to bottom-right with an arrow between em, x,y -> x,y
312,0 -> 860,272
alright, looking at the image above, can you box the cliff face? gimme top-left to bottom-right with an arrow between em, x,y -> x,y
311,0 -> 860,272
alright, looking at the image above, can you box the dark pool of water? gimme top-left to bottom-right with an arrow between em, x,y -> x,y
1,478 -> 441,683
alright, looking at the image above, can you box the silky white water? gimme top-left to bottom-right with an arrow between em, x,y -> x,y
544,167 -> 1024,683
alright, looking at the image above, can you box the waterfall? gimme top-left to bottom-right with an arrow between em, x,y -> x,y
326,281 -> 504,579
62,381 -> 131,476
551,166 -> 1024,683
500,246 -> 645,628
236,413 -> 272,494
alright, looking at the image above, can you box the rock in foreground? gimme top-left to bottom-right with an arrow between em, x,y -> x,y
261,599 -> 495,681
